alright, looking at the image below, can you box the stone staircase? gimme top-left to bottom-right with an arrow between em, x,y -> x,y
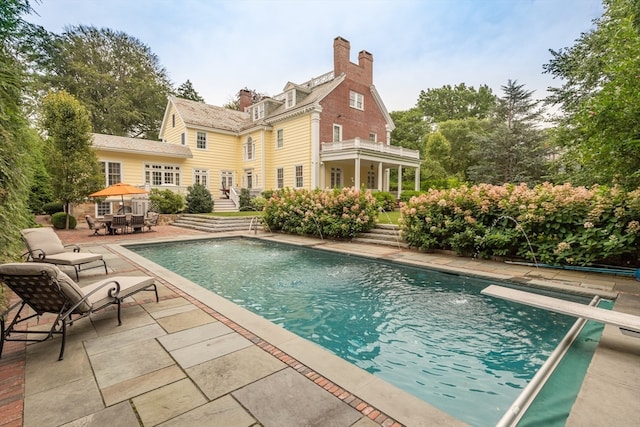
171,214 -> 261,233
214,198 -> 238,212
352,224 -> 408,248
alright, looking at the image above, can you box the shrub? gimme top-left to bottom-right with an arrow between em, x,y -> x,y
399,183 -> 640,266
372,191 -> 396,212
42,202 -> 64,215
399,190 -> 422,204
238,188 -> 253,211
51,212 -> 77,229
185,183 -> 214,213
263,187 -> 378,238
149,189 -> 185,214
251,196 -> 267,211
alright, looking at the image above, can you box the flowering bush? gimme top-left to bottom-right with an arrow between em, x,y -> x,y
263,187 -> 378,238
400,183 -> 640,266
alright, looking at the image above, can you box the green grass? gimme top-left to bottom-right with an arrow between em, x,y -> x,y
377,210 -> 401,224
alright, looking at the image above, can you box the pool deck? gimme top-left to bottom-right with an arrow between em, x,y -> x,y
2,224 -> 639,427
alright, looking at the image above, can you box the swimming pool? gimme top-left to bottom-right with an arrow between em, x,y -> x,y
129,238 -> 586,426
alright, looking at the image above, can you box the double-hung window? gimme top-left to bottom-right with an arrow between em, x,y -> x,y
244,137 -> 255,160
100,161 -> 122,186
276,167 -> 284,189
196,131 -> 207,149
369,132 -> 377,142
252,104 -> 264,121
144,163 -> 181,186
276,129 -> 284,149
285,90 -> 295,108
330,167 -> 342,188
349,91 -> 364,110
295,165 -> 303,188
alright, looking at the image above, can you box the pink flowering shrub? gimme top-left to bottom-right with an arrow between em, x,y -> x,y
263,187 -> 378,238
400,183 -> 640,266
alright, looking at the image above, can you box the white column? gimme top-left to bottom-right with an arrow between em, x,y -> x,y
397,165 -> 403,199
311,112 -> 321,189
385,168 -> 390,192
414,165 -> 420,191
377,162 -> 383,191
354,158 -> 361,188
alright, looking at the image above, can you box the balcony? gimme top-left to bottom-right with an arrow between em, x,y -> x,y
321,138 -> 420,160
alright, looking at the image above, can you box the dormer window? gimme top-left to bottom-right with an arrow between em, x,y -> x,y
349,91 -> 364,110
252,104 -> 265,121
285,90 -> 295,109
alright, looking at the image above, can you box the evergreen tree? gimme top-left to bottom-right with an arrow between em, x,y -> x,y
176,79 -> 205,102
468,80 -> 548,185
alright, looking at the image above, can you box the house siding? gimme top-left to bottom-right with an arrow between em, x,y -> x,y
265,115 -> 312,188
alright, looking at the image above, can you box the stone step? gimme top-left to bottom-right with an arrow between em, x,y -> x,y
172,214 -> 261,233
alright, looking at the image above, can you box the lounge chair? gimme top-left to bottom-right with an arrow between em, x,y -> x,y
85,215 -> 106,236
21,227 -> 108,280
144,212 -> 159,231
0,262 -> 158,360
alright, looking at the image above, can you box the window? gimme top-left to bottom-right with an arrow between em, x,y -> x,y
180,132 -> 186,145
369,132 -> 377,142
194,168 -> 209,187
252,104 -> 264,121
196,131 -> 207,149
100,161 -> 122,186
276,129 -> 284,149
144,163 -> 181,186
285,90 -> 295,108
96,201 -> 112,217
295,165 -> 303,188
367,170 -> 376,189
221,171 -> 233,189
330,167 -> 342,188
333,124 -> 342,142
245,169 -> 253,189
244,137 -> 255,160
276,167 -> 284,189
349,91 -> 364,110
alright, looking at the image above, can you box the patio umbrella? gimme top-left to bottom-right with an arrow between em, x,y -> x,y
89,182 -> 148,205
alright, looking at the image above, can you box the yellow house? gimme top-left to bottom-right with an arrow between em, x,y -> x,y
90,36 -> 420,215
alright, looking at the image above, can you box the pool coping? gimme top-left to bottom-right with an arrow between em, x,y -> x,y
111,231 -> 627,426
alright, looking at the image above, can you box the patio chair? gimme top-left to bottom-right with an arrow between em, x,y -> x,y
0,262 -> 158,360
21,228 -> 108,280
144,212 -> 159,231
110,214 -> 128,235
85,215 -> 106,236
130,214 -> 145,232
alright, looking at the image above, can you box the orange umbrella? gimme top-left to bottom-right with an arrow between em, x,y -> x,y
89,182 -> 148,205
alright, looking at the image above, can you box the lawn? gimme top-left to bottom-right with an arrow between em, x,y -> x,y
376,210 -> 401,224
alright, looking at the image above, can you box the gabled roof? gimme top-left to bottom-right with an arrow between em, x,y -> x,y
161,97 -> 250,135
92,133 -> 192,158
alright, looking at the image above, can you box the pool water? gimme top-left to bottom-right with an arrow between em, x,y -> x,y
130,238 -> 584,426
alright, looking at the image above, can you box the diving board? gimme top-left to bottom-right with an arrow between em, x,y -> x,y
481,285 -> 640,338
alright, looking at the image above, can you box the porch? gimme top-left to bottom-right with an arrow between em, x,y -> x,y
319,138 -> 421,196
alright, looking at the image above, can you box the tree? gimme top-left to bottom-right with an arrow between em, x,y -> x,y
176,79 -> 205,102
390,108 -> 431,151
544,0 -> 640,189
41,90 -> 103,228
37,25 -> 173,139
420,131 -> 451,185
468,80 -> 548,185
417,83 -> 496,123
438,118 -> 490,181
0,0 -> 41,263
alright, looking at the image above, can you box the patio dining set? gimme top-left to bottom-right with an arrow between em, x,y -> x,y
85,212 -> 158,235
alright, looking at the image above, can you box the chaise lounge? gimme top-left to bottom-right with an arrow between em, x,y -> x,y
21,227 -> 108,280
0,262 -> 158,360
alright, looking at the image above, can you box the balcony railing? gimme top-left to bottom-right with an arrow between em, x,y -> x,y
321,138 -> 420,159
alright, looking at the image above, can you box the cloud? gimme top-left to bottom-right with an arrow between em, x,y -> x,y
27,0 -> 603,111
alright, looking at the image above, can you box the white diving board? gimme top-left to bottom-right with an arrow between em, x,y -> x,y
481,285 -> 640,338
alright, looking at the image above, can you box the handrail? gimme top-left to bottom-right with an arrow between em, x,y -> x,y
321,138 -> 420,159
229,186 -> 240,208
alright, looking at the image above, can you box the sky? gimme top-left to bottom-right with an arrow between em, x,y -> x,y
25,0 -> 604,112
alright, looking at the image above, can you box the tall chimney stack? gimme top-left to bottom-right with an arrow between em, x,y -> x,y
238,89 -> 252,111
333,36 -> 350,76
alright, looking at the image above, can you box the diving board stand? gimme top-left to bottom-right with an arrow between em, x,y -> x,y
481,285 -> 640,338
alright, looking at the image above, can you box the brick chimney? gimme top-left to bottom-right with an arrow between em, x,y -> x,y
238,89 -> 252,111
358,50 -> 373,85
333,36 -> 351,76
